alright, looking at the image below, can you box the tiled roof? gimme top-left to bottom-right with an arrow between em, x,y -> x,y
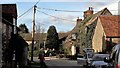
20,33 -> 47,41
20,33 -> 68,41
1,4 -> 17,18
85,8 -> 112,26
71,8 -> 112,34
58,33 -> 68,39
99,15 -> 120,37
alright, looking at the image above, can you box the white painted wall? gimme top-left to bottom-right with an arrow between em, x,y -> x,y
71,45 -> 76,55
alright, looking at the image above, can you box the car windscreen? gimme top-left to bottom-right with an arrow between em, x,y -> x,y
87,52 -> 94,58
93,54 -> 109,61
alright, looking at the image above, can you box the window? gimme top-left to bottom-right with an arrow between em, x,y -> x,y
71,33 -> 77,40
85,27 -> 87,33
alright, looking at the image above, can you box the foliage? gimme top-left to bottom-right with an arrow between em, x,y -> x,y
19,24 -> 29,33
45,49 -> 56,57
28,42 -> 40,57
45,26 -> 59,50
81,15 -> 93,25
59,44 -> 64,53
29,50 -> 40,57
86,20 -> 97,48
76,15 -> 93,53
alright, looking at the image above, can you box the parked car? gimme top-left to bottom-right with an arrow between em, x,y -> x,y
104,44 -> 120,68
91,54 -> 111,68
77,48 -> 94,66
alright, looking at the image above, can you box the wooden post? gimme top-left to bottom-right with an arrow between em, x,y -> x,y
31,5 -> 37,61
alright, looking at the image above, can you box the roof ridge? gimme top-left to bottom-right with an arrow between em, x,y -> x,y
67,8 -> 112,35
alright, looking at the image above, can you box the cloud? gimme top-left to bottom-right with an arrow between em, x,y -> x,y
47,13 -> 77,25
16,1 -> 119,33
81,2 -> 118,15
47,13 -> 78,32
84,2 -> 109,9
98,2 -> 119,15
34,13 -> 77,32
83,2 -> 119,15
20,17 -> 71,33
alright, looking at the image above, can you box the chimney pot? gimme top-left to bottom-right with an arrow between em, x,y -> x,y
89,7 -> 90,10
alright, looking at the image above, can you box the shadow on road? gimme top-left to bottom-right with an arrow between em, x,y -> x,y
40,61 -> 48,68
47,66 -> 84,68
25,61 -> 48,68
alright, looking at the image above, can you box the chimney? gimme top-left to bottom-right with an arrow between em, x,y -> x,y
84,7 -> 93,19
77,17 -> 82,24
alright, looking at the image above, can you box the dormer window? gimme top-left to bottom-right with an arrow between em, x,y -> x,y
72,33 -> 77,40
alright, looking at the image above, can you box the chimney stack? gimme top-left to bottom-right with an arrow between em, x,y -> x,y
77,17 -> 82,24
84,7 -> 93,19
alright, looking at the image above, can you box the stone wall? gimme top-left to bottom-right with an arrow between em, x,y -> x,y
92,18 -> 105,52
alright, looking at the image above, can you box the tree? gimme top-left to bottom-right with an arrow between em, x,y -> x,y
19,24 -> 29,33
45,26 -> 59,50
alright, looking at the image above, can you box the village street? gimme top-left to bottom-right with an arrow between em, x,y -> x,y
33,57 -> 84,68
1,1 -> 120,68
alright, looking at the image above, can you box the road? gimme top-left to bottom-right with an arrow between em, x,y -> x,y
33,57 -> 84,68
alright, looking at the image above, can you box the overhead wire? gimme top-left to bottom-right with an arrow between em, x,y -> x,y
34,0 -> 40,5
35,21 -> 74,32
37,7 -> 85,12
17,0 -> 40,19
17,7 -> 33,19
36,7 -> 118,24
17,1 -> 118,31
37,9 -> 76,22
17,0 -> 118,20
37,7 -> 118,12
0,17 -> 73,32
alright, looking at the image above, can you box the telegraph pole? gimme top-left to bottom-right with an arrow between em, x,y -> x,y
31,5 -> 37,61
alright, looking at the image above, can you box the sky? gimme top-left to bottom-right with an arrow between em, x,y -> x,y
0,0 -> 119,33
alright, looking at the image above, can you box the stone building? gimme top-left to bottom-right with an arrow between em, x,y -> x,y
63,7 -> 119,55
90,15 -> 120,52
1,4 -> 17,68
1,4 -> 28,68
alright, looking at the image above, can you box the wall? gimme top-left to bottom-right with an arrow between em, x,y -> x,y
63,34 -> 76,55
0,22 -> 2,68
92,18 -> 105,52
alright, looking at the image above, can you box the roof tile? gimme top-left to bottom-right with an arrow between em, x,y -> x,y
99,15 -> 120,37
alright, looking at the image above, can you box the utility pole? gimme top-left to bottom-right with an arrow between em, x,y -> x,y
31,5 -> 37,61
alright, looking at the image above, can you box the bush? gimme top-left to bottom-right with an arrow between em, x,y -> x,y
66,54 -> 83,60
45,50 -> 56,57
28,50 -> 40,57
56,54 -> 64,58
